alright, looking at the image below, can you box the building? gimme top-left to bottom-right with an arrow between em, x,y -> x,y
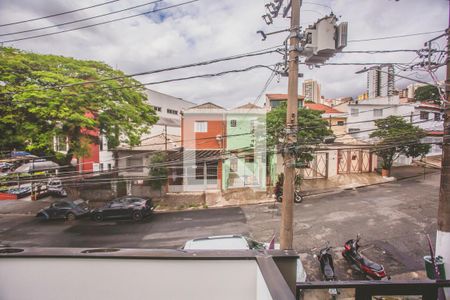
345,95 -> 414,141
304,102 -> 347,136
144,89 -> 196,138
168,102 -> 226,192
117,89 -> 196,178
407,83 -> 426,99
302,79 -> 321,103
413,102 -> 444,157
264,93 -> 304,110
367,64 -> 395,98
222,103 -> 266,190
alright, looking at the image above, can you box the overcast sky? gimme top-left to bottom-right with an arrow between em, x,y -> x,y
0,0 -> 447,108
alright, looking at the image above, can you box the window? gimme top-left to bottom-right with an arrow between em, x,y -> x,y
337,121 -> 345,126
230,120 -> 237,127
374,109 -> 383,117
194,121 -> 208,132
55,136 -> 68,152
100,163 -> 104,172
245,155 -> 254,163
348,128 -> 360,133
127,158 -> 142,171
434,113 -> 441,121
420,111 -> 429,120
108,164 -> 112,171
195,163 -> 204,180
153,106 -> 162,112
351,108 -> 359,116
206,162 -> 218,180
167,109 -> 178,115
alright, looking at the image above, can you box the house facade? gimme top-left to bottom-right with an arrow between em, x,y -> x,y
168,102 -> 226,192
413,103 -> 443,157
222,104 -> 266,191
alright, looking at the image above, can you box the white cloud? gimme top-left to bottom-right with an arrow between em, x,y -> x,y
0,0 -> 447,107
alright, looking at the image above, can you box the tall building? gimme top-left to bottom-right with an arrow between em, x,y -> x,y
367,64 -> 395,98
302,79 -> 321,103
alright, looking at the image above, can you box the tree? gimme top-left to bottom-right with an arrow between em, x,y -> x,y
148,152 -> 168,194
414,85 -> 441,103
0,47 -> 158,165
266,103 -> 332,172
370,116 -> 430,174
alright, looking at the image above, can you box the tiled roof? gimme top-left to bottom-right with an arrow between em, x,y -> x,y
426,130 -> 444,136
235,103 -> 262,109
187,102 -> 224,110
304,103 -> 343,114
266,94 -> 304,100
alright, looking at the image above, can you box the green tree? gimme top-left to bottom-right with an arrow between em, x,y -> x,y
0,47 -> 158,165
370,116 -> 430,173
266,103 -> 332,169
414,85 -> 441,103
149,152 -> 168,193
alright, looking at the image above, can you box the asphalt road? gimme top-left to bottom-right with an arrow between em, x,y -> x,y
0,172 -> 440,281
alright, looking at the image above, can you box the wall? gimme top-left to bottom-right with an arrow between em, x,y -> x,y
0,258 -> 267,300
182,113 -> 225,150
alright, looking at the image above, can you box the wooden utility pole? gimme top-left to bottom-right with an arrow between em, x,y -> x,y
436,3 -> 450,286
164,125 -> 168,151
280,0 -> 301,250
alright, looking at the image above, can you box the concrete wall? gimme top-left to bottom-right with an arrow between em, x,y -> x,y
0,258 -> 269,300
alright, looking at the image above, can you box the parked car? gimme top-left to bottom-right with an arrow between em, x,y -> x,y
47,179 -> 67,197
182,235 -> 307,283
91,196 -> 154,222
36,199 -> 90,221
7,186 -> 32,198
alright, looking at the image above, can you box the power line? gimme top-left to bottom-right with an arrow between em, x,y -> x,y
0,0 -> 163,37
348,29 -> 446,43
0,0 -> 120,27
0,0 -> 199,44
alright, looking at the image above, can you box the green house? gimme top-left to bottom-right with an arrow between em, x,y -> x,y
222,104 -> 267,190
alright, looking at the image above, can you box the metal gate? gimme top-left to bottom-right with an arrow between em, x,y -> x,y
338,149 -> 372,174
300,152 -> 328,179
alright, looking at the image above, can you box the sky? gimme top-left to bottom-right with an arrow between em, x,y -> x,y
0,0 -> 447,108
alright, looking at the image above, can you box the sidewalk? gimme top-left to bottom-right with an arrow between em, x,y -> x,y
302,165 -> 440,197
0,197 -> 53,215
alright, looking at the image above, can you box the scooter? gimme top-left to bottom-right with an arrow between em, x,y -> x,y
342,234 -> 388,280
316,243 -> 338,299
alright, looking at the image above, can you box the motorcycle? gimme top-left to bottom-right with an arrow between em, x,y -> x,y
342,234 -> 388,280
316,243 -> 338,299
274,173 -> 303,203
275,188 -> 303,203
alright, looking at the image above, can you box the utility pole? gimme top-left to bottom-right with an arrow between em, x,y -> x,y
436,3 -> 450,290
164,125 -> 168,151
280,0 -> 301,250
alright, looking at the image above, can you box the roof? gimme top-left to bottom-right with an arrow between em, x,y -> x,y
156,117 -> 180,127
426,130 -> 444,136
167,149 -> 221,165
187,102 -> 224,110
234,103 -> 262,109
416,103 -> 441,111
117,133 -> 181,151
304,103 -> 343,114
266,94 -> 304,101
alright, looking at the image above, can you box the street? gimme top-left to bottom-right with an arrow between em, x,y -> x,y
0,173 -> 440,280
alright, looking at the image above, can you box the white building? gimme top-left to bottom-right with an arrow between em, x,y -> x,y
367,64 -> 394,98
346,95 -> 414,141
302,79 -> 321,104
413,103 -> 444,156
144,89 -> 196,138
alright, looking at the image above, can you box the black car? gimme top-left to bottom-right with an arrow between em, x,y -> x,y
91,196 -> 154,222
36,199 -> 90,221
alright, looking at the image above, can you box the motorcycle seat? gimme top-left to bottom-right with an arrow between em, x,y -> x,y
324,264 -> 334,278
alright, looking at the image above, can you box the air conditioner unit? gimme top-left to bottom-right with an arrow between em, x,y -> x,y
336,22 -> 348,50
